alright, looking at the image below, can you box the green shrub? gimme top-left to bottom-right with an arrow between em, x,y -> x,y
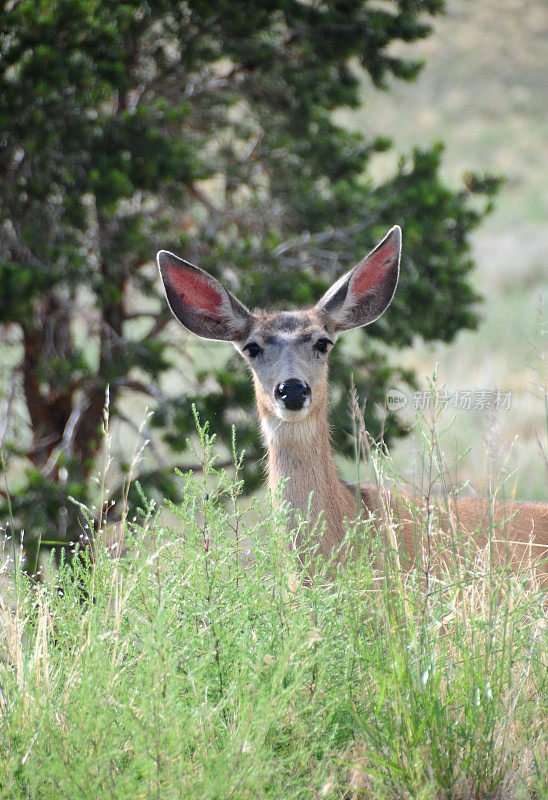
0,414 -> 545,799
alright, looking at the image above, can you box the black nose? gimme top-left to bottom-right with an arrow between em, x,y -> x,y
275,379 -> 311,410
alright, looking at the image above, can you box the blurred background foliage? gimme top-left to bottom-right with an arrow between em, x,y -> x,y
0,0 -> 500,565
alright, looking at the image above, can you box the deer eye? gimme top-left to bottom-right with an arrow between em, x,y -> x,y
314,338 -> 333,354
243,341 -> 263,358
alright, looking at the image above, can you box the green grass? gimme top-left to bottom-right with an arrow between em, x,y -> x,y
1,414 -> 546,800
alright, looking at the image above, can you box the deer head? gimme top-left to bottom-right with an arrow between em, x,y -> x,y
157,226 -> 401,426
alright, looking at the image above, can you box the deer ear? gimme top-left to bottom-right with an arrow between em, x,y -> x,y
315,226 -> 401,332
157,251 -> 252,341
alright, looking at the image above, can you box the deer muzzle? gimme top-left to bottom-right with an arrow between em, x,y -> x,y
275,379 -> 311,411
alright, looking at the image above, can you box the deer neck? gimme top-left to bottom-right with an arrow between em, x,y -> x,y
259,405 -> 356,556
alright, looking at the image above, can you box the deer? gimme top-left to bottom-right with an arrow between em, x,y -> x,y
157,226 -> 548,583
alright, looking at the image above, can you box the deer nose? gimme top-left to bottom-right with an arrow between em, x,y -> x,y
275,379 -> 311,410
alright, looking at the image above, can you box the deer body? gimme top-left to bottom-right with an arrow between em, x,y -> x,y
157,227 -> 548,580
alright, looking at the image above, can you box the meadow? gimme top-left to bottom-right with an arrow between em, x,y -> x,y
0,410 -> 546,800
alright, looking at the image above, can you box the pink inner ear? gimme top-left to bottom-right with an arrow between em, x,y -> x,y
168,264 -> 223,315
353,241 -> 397,295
